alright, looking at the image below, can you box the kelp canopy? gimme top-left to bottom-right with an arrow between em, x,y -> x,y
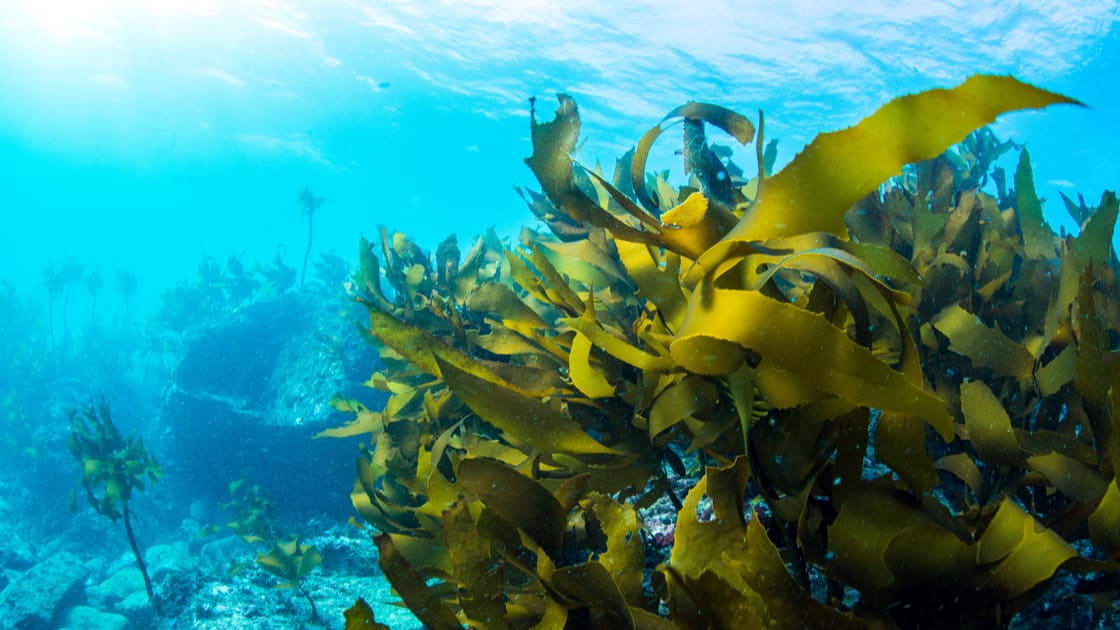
330,75 -> 1120,629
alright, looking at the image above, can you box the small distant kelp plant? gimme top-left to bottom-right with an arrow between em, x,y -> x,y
257,537 -> 324,624
198,477 -> 277,543
68,401 -> 162,602
300,186 -> 327,290
322,74 -> 1120,628
199,478 -> 324,623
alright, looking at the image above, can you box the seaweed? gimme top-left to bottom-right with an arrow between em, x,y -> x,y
299,187 -> 326,290
343,598 -> 391,629
198,477 -> 325,623
197,478 -> 277,543
85,270 -> 103,324
41,262 -> 69,358
117,270 -> 138,323
257,538 -> 324,624
324,75 -> 1120,628
68,401 -> 162,602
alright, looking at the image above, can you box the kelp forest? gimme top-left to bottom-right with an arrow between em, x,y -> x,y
326,75 -> 1120,629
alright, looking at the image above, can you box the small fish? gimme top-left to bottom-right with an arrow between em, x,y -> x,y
378,81 -> 391,89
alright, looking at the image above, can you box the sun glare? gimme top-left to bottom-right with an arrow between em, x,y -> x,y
21,0 -> 220,41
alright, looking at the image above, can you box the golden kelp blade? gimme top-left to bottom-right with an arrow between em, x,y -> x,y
978,498 -> 1077,600
1014,149 -> 1058,260
727,515 -> 869,630
585,495 -> 645,605
375,534 -> 463,630
658,192 -> 738,260
548,563 -> 635,628
828,483 -> 971,597
960,380 -> 1022,465
1090,481 -> 1120,554
933,304 -> 1035,378
314,398 -> 383,439
1027,453 -> 1107,502
525,94 -> 662,244
442,498 -> 508,627
631,102 -> 755,212
667,457 -> 751,587
435,355 -> 620,456
671,287 -> 953,438
525,94 -> 579,200
569,331 -> 615,398
719,75 -> 1081,247
344,599 -> 391,630
457,457 -> 567,561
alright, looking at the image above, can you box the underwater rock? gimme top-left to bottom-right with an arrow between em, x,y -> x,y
144,541 -> 196,581
297,574 -> 422,630
305,525 -> 380,575
158,292 -> 381,515
179,576 -> 298,629
88,566 -> 146,608
0,551 -> 88,630
58,605 -> 128,630
189,498 -> 215,524
199,535 -> 246,571
0,495 -> 36,572
114,589 -> 151,618
141,523 -> 419,629
0,535 -> 33,572
152,569 -> 206,623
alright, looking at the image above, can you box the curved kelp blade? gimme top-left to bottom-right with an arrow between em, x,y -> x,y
585,495 -> 645,605
374,534 -> 463,630
344,598 -> 391,630
434,355 -> 620,457
726,514 -> 870,630
525,94 -> 661,245
442,498 -> 509,628
457,458 -> 567,562
977,498 -> 1077,600
631,102 -> 755,212
933,305 -> 1035,379
713,75 -> 1080,251
671,286 -> 953,439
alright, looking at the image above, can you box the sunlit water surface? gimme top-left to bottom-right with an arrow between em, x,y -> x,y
1,0 -> 1118,320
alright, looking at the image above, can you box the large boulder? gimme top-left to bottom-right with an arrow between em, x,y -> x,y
145,541 -> 196,581
159,292 -> 383,517
87,566 -> 145,609
0,552 -> 88,630
199,535 -> 245,572
0,529 -> 34,572
59,606 -> 128,630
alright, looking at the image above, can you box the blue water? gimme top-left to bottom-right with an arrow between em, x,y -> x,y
2,3 -> 1120,629
2,1 -> 1118,322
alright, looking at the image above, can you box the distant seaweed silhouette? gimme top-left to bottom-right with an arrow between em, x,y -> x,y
298,187 -> 325,291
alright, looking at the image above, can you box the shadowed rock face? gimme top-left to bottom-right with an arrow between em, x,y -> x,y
158,292 -> 385,518
0,551 -> 88,630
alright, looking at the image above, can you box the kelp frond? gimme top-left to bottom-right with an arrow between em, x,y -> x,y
326,75 -> 1119,629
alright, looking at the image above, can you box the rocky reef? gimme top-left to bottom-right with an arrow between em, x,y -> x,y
158,290 -> 383,516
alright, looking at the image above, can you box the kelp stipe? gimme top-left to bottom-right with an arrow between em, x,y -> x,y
324,75 -> 1120,628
